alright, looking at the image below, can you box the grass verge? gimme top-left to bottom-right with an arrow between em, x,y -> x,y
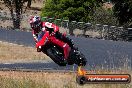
0,41 -> 50,63
0,70 -> 131,88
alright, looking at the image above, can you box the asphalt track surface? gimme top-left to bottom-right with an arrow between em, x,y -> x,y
0,29 -> 132,71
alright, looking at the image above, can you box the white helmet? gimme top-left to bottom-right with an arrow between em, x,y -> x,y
30,16 -> 41,29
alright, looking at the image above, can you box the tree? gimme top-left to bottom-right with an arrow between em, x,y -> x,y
111,0 -> 132,27
41,0 -> 103,22
3,0 -> 32,29
41,0 -> 103,35
93,7 -> 118,26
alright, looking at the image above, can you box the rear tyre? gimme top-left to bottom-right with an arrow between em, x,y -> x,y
67,50 -> 75,65
78,54 -> 87,66
47,47 -> 66,66
67,58 -> 74,65
76,53 -> 87,66
71,50 -> 87,66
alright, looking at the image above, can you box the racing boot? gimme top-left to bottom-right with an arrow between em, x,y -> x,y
64,36 -> 76,49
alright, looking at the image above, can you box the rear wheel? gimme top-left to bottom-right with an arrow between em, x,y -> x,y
67,50 -> 75,65
77,54 -> 87,66
46,46 -> 66,66
76,53 -> 87,66
70,50 -> 87,66
67,58 -> 74,65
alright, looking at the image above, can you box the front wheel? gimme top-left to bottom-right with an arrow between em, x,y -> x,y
46,46 -> 66,66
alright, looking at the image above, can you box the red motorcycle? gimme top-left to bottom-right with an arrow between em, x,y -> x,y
36,31 -> 87,66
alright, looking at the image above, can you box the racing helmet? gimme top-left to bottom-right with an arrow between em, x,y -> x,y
30,16 -> 41,29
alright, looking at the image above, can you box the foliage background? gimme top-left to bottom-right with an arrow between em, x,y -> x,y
41,0 -> 103,22
41,0 -> 132,27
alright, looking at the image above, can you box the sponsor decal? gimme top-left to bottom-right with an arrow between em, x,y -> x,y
76,66 -> 131,85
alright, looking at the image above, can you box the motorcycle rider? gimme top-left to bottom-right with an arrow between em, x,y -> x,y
29,16 -> 76,61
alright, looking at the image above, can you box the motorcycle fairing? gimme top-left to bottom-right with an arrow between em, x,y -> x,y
36,31 -> 49,48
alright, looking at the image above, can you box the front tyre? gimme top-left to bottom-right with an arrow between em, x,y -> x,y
46,47 -> 66,66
